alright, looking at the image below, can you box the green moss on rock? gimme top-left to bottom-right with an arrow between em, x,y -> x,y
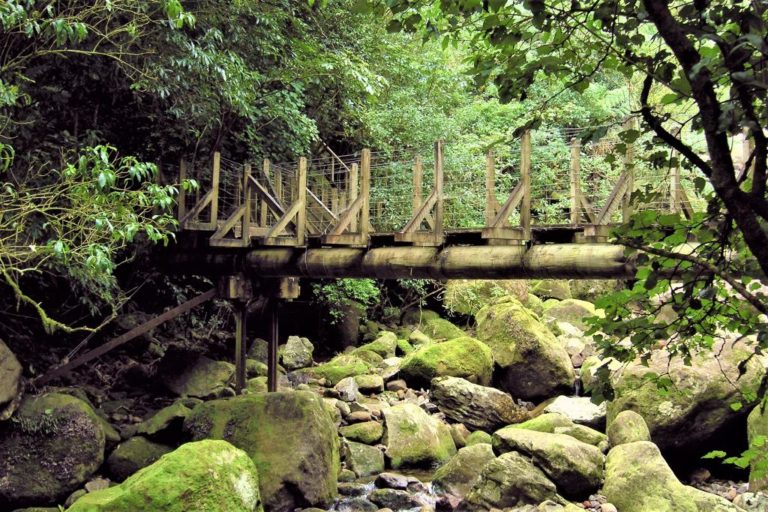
383,403 -> 456,469
182,391 -> 339,510
300,354 -> 372,385
353,332 -> 397,358
511,413 -> 573,433
466,431 -> 493,446
0,393 -> 105,508
339,421 -> 384,444
422,318 -> 466,341
105,437 -> 173,482
68,440 -> 262,512
400,337 -> 493,388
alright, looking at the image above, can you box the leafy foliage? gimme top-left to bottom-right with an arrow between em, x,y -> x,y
311,278 -> 380,324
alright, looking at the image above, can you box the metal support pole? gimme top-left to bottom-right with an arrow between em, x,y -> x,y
234,300 -> 247,394
268,301 -> 279,392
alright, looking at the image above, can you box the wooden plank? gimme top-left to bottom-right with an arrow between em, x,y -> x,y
399,191 -> 437,234
350,163 -> 359,232
570,137 -> 581,225
413,156 -> 423,216
243,164 -> 252,246
360,149 -> 371,239
249,175 -> 285,217
578,192 -> 597,224
323,233 -> 368,246
297,157 -> 308,246
307,187 -> 338,221
210,204 -> 246,241
328,195 -> 364,236
596,171 -> 630,224
261,160 -> 270,227
434,141 -> 444,240
486,151 -> 496,226
265,201 -> 302,241
520,130 -> 532,232
211,152 -> 221,226
36,288 -> 218,385
178,158 -> 187,221
491,183 -> 523,227
179,189 -> 214,226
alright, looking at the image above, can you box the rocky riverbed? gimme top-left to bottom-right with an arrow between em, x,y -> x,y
1,279 -> 768,511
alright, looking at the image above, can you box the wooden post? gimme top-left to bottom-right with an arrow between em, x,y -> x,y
332,187 -> 339,219
234,301 -> 247,394
268,301 -> 279,392
261,159 -> 270,227
297,157 -> 308,245
622,120 -> 635,222
360,149 -> 371,238
671,159 -> 681,214
274,167 -> 283,206
243,164 -> 252,245
520,130 -> 532,234
413,156 -> 423,216
570,137 -> 581,225
485,151 -> 495,226
178,158 -> 187,222
434,141 -> 444,241
350,163 -> 359,232
211,152 -> 221,226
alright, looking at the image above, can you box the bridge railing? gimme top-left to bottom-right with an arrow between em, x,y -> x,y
173,125 -> 703,247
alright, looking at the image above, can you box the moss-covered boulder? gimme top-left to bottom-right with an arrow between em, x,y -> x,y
0,338 -> 22,420
554,424 -> 608,452
280,336 -> 314,370
422,318 -> 467,341
300,354 -> 372,386
493,427 -> 604,498
443,280 -> 528,316
606,410 -> 651,447
569,279 -> 619,302
68,440 -> 262,512
0,393 -> 105,508
343,441 -> 384,477
466,431 -> 493,446
353,332 -> 397,359
354,374 -> 384,394
431,376 -> 528,432
183,391 -> 339,510
458,452 -> 558,511
433,443 -> 496,500
400,337 -> 493,388
607,340 -> 767,454
603,441 -> 739,512
401,308 -> 441,326
747,404 -> 768,491
161,354 -> 234,399
541,396 -> 606,429
383,403 -> 456,469
512,413 -> 573,433
476,298 -> 575,401
396,338 -> 415,355
340,421 -> 384,444
542,299 -> 598,331
105,437 -> 173,482
408,329 -> 431,346
531,280 -> 572,300
135,401 -> 191,440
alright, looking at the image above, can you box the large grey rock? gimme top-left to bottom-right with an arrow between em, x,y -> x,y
493,427 -> 604,498
603,441 -> 739,512
0,393 -> 105,508
400,337 -> 494,388
433,443 -> 496,499
281,336 -> 314,370
607,340 -> 767,454
383,402 -> 456,469
162,354 -> 234,398
458,452 -> 559,511
334,377 -> 359,402
476,298 -> 575,401
0,339 -> 22,420
542,396 -> 606,429
606,410 -> 651,447
183,391 -> 339,510
343,441 -> 384,477
68,440 -> 262,512
431,376 -> 529,432
747,403 -> 768,491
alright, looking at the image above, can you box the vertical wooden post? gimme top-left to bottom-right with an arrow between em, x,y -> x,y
622,120 -> 635,222
243,164 -> 252,245
671,159 -> 681,214
413,156 -> 423,216
569,137 -> 581,225
360,149 -> 371,238
274,168 -> 283,208
434,141 -> 444,241
211,152 -> 221,226
178,158 -> 187,222
296,157 -> 308,245
261,159 -> 270,227
520,130 -> 532,234
332,187 -> 339,218
234,301 -> 247,394
485,151 -> 495,226
350,163 -> 359,232
268,301 -> 279,393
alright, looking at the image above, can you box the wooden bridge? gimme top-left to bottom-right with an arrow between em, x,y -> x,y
169,126 -> 697,280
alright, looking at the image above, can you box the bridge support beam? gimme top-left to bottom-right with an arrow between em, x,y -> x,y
169,243 -> 634,279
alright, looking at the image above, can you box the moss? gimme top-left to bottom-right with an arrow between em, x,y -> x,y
182,392 -> 339,510
399,336 -> 493,388
339,421 -> 384,444
353,332 -> 397,358
511,413 -> 573,433
300,355 -> 372,385
542,298 -> 599,330
0,393 -> 105,508
465,431 -> 493,446
68,440 -> 262,512
106,437 -> 173,482
422,318 -> 466,341
396,338 -> 414,355
443,279 -> 528,316
383,403 -> 456,469
530,279 -> 572,300
135,402 -> 191,438
401,309 -> 441,326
